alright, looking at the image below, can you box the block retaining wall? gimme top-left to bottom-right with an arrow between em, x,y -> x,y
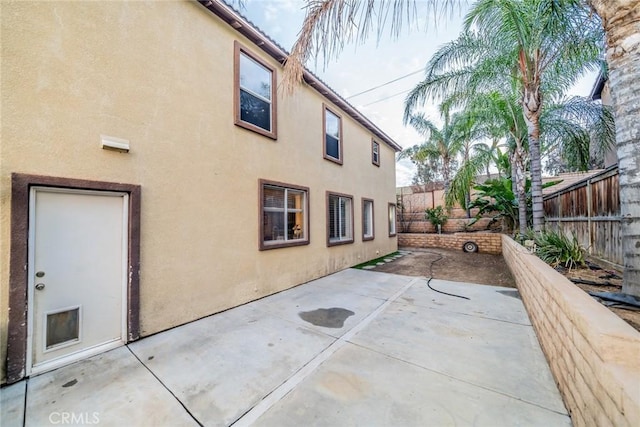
399,217 -> 500,234
502,235 -> 640,427
397,232 -> 502,254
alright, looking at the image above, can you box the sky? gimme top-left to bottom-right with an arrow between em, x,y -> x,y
238,0 -> 598,186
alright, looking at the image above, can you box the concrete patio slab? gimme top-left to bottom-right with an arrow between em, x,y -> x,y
251,283 -> 386,339
254,343 -> 571,427
400,278 -> 531,326
349,283 -> 566,414
0,381 -> 26,427
23,346 -> 198,426
306,268 -> 414,300
255,271 -> 414,338
128,303 -> 335,426
2,269 -> 570,426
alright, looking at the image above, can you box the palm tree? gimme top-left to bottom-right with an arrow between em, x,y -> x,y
443,91 -> 531,235
446,91 -> 614,235
404,0 -> 604,232
452,111 -> 481,217
399,111 -> 465,194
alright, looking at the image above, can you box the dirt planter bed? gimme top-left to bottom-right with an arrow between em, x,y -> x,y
502,235 -> 640,427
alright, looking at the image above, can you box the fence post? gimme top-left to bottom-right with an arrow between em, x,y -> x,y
558,193 -> 562,228
587,178 -> 593,255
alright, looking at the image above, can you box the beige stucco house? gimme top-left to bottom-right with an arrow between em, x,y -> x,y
0,0 -> 400,383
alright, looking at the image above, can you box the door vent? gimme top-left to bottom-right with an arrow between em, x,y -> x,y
45,306 -> 81,350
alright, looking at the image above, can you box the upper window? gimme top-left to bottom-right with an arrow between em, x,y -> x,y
388,203 -> 397,237
323,105 -> 343,164
235,42 -> 277,139
362,198 -> 374,241
372,141 -> 380,166
327,192 -> 353,246
260,180 -> 309,250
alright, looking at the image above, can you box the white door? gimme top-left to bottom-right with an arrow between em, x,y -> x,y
28,188 -> 128,375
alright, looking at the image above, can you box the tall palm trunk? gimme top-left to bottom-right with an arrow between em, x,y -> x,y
464,144 -> 472,218
510,154 -> 518,197
589,0 -> 640,296
442,157 -> 451,195
522,83 -> 544,232
512,146 -> 528,236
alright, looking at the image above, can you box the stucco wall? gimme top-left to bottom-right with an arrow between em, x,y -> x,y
0,1 -> 397,382
502,236 -> 640,426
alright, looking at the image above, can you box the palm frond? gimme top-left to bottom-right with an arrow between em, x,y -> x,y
540,96 -> 615,171
282,0 -> 462,93
404,30 -> 517,119
423,31 -> 485,80
465,0 -> 529,53
445,151 -> 493,208
407,113 -> 442,141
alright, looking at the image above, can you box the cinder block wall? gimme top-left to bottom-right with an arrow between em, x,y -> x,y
502,235 -> 640,427
400,218 -> 498,234
398,232 -> 502,254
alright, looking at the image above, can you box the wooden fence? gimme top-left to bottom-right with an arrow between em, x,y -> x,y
543,166 -> 621,267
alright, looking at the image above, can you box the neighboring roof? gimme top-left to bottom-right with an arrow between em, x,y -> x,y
589,69 -> 607,101
474,173 -> 503,184
198,0 -> 402,152
542,169 -> 607,196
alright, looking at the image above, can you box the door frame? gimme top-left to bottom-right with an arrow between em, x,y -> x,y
7,174 -> 141,383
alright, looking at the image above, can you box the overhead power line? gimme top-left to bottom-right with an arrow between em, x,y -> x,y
346,69 -> 424,99
361,89 -> 412,107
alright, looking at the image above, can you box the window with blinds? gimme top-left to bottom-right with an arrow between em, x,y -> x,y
362,199 -> 374,241
260,180 -> 308,250
388,203 -> 397,237
328,193 -> 353,246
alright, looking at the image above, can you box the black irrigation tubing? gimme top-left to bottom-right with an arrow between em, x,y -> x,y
423,250 -> 470,300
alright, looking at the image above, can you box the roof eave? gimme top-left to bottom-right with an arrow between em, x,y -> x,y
589,69 -> 607,101
197,0 -> 402,152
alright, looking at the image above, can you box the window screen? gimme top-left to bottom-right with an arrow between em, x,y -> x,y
328,194 -> 353,244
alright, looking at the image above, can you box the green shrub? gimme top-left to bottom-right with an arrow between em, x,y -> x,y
425,206 -> 448,232
468,178 -> 518,232
516,228 -> 537,245
533,229 -> 585,269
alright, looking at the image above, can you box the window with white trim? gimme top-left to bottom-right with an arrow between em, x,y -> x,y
323,106 -> 343,164
235,42 -> 277,139
362,199 -> 374,241
388,203 -> 397,237
372,141 -> 380,166
327,193 -> 353,245
260,180 -> 308,250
